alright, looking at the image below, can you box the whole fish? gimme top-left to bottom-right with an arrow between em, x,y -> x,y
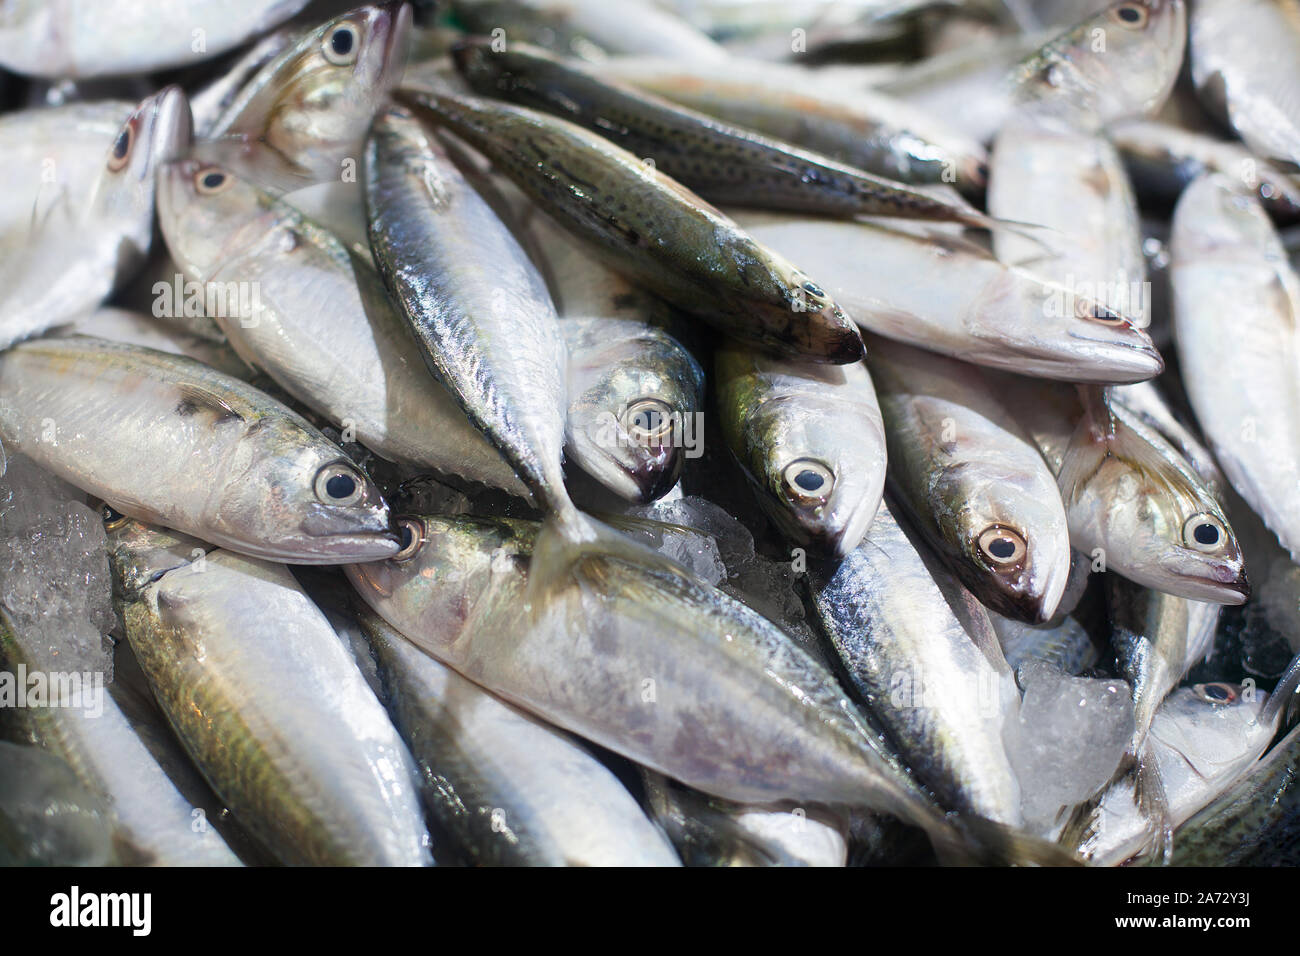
641,770 -> 848,867
0,741 -> 113,866
0,88 -> 189,348
199,3 -> 411,191
1011,0 -> 1186,132
1171,174 -> 1300,563
1169,721 -> 1300,866
989,123 -> 1149,325
1112,119 -> 1300,224
1070,683 -> 1279,865
600,56 -> 988,188
0,338 -> 398,564
867,337 -> 1072,623
395,89 -> 865,364
356,606 -> 681,866
107,520 -> 432,866
0,610 -> 242,866
1189,0 -> 1300,170
449,0 -> 730,62
346,513 -> 1050,862
732,211 -> 1163,384
996,375 -> 1249,605
0,0 -> 311,77
715,347 -> 886,559
808,501 -> 1025,826
451,41 -> 1021,233
156,160 -> 528,497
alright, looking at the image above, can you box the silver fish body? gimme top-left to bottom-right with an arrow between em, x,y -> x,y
0,338 -> 398,564
108,522 -> 432,866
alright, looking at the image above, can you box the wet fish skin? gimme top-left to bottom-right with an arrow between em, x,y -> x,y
716,347 -> 886,560
1012,0 -> 1187,131
56,308 -> 252,381
451,41 -> 1008,231
808,501 -> 1025,826
0,87 -> 190,348
0,338 -> 398,564
107,521 -> 432,867
732,210 -> 1163,385
156,159 -> 529,497
867,337 -> 1072,624
365,106 -> 570,513
1170,174 -> 1300,563
357,606 -> 682,866
395,87 -> 865,365
201,3 -> 412,191
0,0 -> 312,78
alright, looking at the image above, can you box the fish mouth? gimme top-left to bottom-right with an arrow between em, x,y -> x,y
291,529 -> 402,564
1054,332 -> 1165,384
369,2 -> 413,86
812,313 -> 867,365
140,86 -> 192,178
570,431 -> 682,503
1153,551 -> 1250,605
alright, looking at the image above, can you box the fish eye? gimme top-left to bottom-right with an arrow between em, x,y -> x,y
392,517 -> 425,563
782,458 -> 834,504
1076,300 -> 1130,326
314,463 -> 365,505
1182,513 -> 1227,552
101,503 -> 128,531
1110,4 -> 1148,28
323,23 -> 360,65
107,122 -> 134,172
194,166 -> 232,194
1193,682 -> 1238,705
802,281 -> 825,298
621,398 -> 675,444
978,526 -> 1027,565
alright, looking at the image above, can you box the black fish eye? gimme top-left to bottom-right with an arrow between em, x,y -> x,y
1193,523 -> 1219,545
795,470 -> 824,491
978,526 -> 1026,566
326,474 -> 357,499
107,122 -> 134,171
331,28 -> 354,56
314,463 -> 365,505
1118,6 -> 1141,23
194,166 -> 231,194
393,518 -> 425,562
112,129 -> 130,159
203,172 -> 224,189
323,23 -> 360,64
1182,513 -> 1228,552
782,458 -> 834,503
1194,682 -> 1238,705
620,398 -> 674,443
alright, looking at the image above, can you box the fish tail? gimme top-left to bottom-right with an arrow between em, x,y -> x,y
1130,743 -> 1174,865
1262,648 -> 1300,727
958,209 -> 1058,251
930,815 -> 1085,866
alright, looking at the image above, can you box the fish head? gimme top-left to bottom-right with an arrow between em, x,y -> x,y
983,273 -> 1164,383
345,513 -> 535,645
213,419 -> 398,562
774,266 -> 866,364
932,460 -> 1072,623
749,387 -> 886,560
157,159 -> 275,280
1149,682 -> 1277,804
100,509 -> 211,600
89,85 -> 191,252
1062,409 -> 1248,604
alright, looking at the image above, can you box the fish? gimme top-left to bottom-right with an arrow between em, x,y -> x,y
867,336 -> 1072,623
1170,174 -> 1300,563
156,159 -> 529,497
599,55 -> 989,188
1112,119 -> 1300,224
356,605 -> 682,866
1168,720 -> 1300,866
1189,0 -> 1300,171
715,347 -> 886,559
450,41 -> 1023,233
1109,379 -> 1227,499
989,122 -> 1149,325
809,500 -> 1025,826
1011,0 -> 1187,132
189,26 -> 300,136
449,0 -> 730,62
0,0 -> 312,77
991,609 -> 1101,676
0,88 -> 190,349
995,375 -> 1249,605
0,609 -> 242,866
1068,682 -> 1279,865
731,210 -> 1163,384
346,512 -> 1031,861
0,741 -> 113,866
640,770 -> 848,867
198,3 -> 411,192
54,308 -> 252,381
106,519 -> 432,866
0,338 -> 399,564
394,88 -> 866,364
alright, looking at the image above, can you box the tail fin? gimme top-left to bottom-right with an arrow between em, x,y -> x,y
930,815 -> 1085,867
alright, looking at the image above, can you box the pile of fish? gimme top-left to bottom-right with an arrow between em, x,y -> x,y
1,0 -> 1298,867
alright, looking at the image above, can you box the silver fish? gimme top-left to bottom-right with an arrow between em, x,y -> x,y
867,336 -> 1072,623
1171,174 -> 1300,562
716,347 -> 886,559
0,338 -> 398,563
357,606 -> 681,866
55,308 -> 252,381
107,519 -> 432,866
